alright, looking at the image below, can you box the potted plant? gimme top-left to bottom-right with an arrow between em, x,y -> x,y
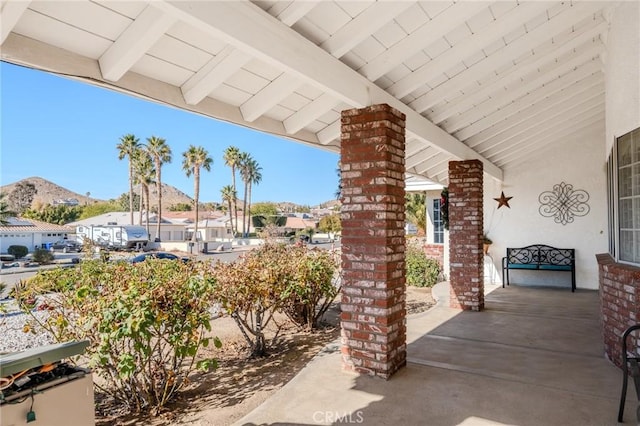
483,235 -> 493,255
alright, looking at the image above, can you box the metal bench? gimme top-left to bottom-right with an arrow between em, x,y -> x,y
618,324 -> 640,424
501,244 -> 576,292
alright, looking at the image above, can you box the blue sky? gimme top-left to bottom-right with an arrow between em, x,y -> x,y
0,62 -> 340,206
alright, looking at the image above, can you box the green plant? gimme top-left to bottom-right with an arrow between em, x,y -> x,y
441,188 -> 449,230
406,245 -> 441,287
212,242 -> 291,357
7,245 -> 28,259
14,259 -> 219,414
32,248 -> 55,264
282,246 -> 340,330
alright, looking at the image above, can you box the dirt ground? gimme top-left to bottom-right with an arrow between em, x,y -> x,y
95,286 -> 435,426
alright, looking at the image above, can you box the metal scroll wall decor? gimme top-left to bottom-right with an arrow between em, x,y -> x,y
538,182 -> 590,225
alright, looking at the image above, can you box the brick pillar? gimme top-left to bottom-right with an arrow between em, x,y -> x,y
448,160 -> 484,311
340,104 -> 406,379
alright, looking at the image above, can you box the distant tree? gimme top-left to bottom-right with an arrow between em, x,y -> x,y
223,146 -> 241,235
295,205 -> 311,214
78,201 -> 120,219
0,193 -> 16,225
132,150 -> 155,234
145,136 -> 172,241
168,202 -> 193,212
182,145 -> 213,243
7,181 -> 37,214
116,192 -> 141,212
251,202 -> 279,218
239,154 -> 262,236
116,134 -> 141,225
318,213 -> 341,234
220,185 -> 237,237
23,204 -> 82,225
406,193 -> 427,236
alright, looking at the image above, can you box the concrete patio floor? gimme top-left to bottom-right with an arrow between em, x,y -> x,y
235,281 -> 636,426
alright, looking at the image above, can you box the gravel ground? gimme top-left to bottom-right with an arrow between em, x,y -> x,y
0,299 -> 55,353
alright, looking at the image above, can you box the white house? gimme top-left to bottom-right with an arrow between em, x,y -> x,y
0,218 -> 73,253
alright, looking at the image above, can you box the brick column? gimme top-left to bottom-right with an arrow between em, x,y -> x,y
596,253 -> 639,368
448,160 -> 484,311
340,104 -> 406,379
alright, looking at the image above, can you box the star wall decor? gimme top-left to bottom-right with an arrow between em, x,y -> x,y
494,191 -> 513,209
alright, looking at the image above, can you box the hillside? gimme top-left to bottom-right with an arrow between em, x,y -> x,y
0,177 -> 335,211
138,183 -> 194,209
0,177 -> 194,210
0,177 -> 99,207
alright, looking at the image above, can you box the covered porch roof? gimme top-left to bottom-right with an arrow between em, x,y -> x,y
0,1 -> 611,184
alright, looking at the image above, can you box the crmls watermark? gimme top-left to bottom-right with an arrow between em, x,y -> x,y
312,411 -> 365,424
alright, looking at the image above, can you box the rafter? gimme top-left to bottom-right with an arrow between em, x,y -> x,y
240,73 -> 302,122
317,120 -> 340,145
467,73 -> 603,149
321,2 -> 413,59
443,53 -> 603,134
99,4 -> 175,82
358,1 -> 487,82
484,102 -> 604,161
496,113 -> 604,169
411,3 -> 605,115
181,45 -> 250,105
1,0 -> 31,45
276,1 -> 319,26
389,1 -> 552,99
428,22 -> 607,124
284,93 -> 339,135
160,0 -> 503,180
455,60 -> 602,141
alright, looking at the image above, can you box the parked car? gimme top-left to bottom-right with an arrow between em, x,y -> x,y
129,252 -> 190,264
49,239 -> 82,253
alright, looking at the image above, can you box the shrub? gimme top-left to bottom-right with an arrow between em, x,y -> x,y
406,245 -> 441,287
212,242 -> 293,357
212,242 -> 339,356
7,245 -> 28,259
32,248 -> 54,264
282,246 -> 340,330
14,259 -> 219,414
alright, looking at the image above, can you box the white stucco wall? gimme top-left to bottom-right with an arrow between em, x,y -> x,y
604,1 -> 640,154
483,124 -> 608,290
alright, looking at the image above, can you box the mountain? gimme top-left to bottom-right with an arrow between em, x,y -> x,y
0,177 -> 194,210
138,183 -> 194,209
1,177 -> 335,211
0,177 -> 100,207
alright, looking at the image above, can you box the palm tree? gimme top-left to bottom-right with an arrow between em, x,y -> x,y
182,145 -> 213,245
223,146 -> 241,235
220,185 -> 236,239
133,150 -> 155,235
0,192 -> 16,225
116,134 -> 140,225
239,154 -> 262,237
144,136 -> 172,241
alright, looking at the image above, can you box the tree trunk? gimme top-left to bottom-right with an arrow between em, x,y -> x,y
156,164 -> 162,242
193,169 -> 200,244
129,164 -> 135,225
232,166 -> 238,236
242,183 -> 248,237
138,182 -> 143,227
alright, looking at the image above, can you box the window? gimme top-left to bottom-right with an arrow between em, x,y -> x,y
616,127 -> 640,263
433,199 -> 444,244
